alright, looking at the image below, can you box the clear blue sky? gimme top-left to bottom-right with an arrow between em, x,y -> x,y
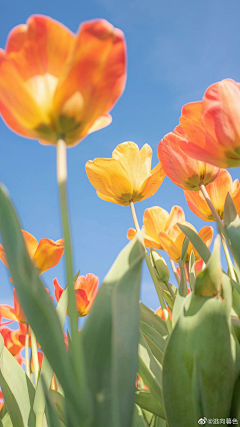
0,0 -> 240,314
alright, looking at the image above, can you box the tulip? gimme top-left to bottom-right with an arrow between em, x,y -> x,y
0,391 -> 4,410
127,205 -> 185,249
0,326 -> 24,358
86,141 -> 165,205
0,15 -> 126,146
0,230 -> 64,276
158,222 -> 213,263
0,288 -> 27,325
178,79 -> 240,168
158,125 -> 219,190
184,169 -> 240,221
53,273 -> 99,316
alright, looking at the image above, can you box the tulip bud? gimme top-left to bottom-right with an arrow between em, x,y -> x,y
150,249 -> 169,283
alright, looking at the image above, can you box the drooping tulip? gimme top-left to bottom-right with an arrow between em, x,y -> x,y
184,169 -> 240,221
0,15 -> 126,146
86,141 -> 165,206
179,79 -> 240,168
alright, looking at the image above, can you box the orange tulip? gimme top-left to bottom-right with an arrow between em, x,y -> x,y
0,16 -> 126,146
184,169 -> 240,221
158,222 -> 213,263
0,391 -> 4,411
0,326 -> 24,359
0,230 -> 64,276
0,288 -> 27,325
53,273 -> 99,317
155,306 -> 172,323
178,79 -> 240,168
86,142 -> 165,206
158,125 -> 219,190
127,205 -> 185,249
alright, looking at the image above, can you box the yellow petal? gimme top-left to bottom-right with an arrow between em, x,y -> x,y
86,158 -> 133,205
143,207 -> 169,249
136,162 -> 165,202
158,231 -> 181,262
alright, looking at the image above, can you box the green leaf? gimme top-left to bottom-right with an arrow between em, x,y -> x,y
225,216 -> 240,268
135,391 -> 165,419
0,413 -> 12,427
224,193 -> 238,227
177,224 -> 211,264
140,321 -> 166,364
49,390 -> 66,426
189,251 -> 196,292
131,405 -> 148,427
194,236 -> 222,297
82,233 -> 145,427
138,333 -> 163,403
139,303 -> 168,340
163,275 -> 240,427
0,185 -> 92,426
0,335 -> 35,427
42,379 -> 62,427
172,294 -> 185,329
33,271 -> 79,417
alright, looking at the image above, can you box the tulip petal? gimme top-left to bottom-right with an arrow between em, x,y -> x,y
165,206 -> 185,231
143,207 -> 169,249
86,158 -> 133,204
0,244 -> 9,269
21,230 -> 39,258
184,190 -> 213,221
198,227 -> 213,250
86,114 -> 112,135
202,79 -> 240,150
54,19 -> 126,144
137,162 -> 165,202
158,231 -> 181,262
53,278 -> 64,302
33,238 -> 64,274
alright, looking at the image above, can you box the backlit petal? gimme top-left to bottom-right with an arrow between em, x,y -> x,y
136,162 -> 165,202
33,238 -> 64,274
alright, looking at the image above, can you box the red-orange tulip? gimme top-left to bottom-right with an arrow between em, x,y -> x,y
0,15 -> 126,146
179,79 -> 240,168
0,230 -> 64,276
184,169 -> 240,221
53,273 -> 99,317
0,391 -> 4,411
158,125 -> 219,190
0,326 -> 24,360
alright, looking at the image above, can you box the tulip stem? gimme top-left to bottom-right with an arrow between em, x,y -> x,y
200,183 -> 236,281
30,327 -> 39,385
130,202 -> 172,333
25,325 -> 31,379
169,258 -> 180,287
56,138 -> 79,350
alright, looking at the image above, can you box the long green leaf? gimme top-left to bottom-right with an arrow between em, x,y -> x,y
0,184 -> 92,426
42,379 -> 62,427
0,413 -> 12,427
131,405 -> 148,427
139,303 -> 168,340
140,322 -> 166,364
135,391 -> 165,419
0,335 -> 35,427
82,234 -> 145,427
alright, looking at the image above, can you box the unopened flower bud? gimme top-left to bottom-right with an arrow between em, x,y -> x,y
150,249 -> 169,283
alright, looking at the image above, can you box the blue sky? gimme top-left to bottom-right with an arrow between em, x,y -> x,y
0,0 -> 240,315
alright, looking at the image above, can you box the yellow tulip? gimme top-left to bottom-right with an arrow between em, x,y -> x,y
85,141 -> 165,206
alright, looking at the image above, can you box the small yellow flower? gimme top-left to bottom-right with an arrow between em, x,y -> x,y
85,141 -> 165,206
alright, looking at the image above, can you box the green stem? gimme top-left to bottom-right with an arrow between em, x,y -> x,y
56,138 -> 78,343
169,257 -> 180,287
30,327 -> 39,385
130,202 -> 172,333
25,325 -> 31,379
200,183 -> 236,281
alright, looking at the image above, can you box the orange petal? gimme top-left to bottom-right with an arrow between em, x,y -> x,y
33,238 -> 64,274
54,19 -> 126,145
21,230 -> 39,258
184,190 -> 213,221
0,244 -> 9,269
53,278 -> 64,302
127,228 -> 137,241
143,207 -> 169,249
188,227 -> 213,261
